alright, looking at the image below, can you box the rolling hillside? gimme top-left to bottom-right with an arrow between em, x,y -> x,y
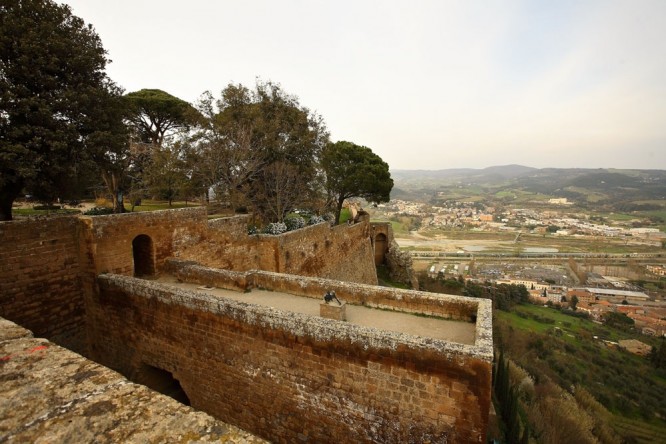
391,166 -> 666,211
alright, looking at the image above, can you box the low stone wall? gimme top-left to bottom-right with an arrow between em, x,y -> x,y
0,217 -> 87,351
251,270 -> 484,323
91,274 -> 492,443
0,317 -> 264,443
165,259 -> 250,292
176,216 -> 379,286
166,258 -> 489,326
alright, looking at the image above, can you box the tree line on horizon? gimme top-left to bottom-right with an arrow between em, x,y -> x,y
0,0 -> 393,224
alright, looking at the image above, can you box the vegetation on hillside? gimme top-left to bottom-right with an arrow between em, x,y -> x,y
419,272 -> 666,443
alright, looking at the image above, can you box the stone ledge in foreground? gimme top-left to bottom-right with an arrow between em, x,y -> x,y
0,317 -> 265,444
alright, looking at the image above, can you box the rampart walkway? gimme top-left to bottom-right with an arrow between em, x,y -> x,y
158,276 -> 476,345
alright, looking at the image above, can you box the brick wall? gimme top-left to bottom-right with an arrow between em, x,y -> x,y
83,207 -> 208,275
177,216 -> 378,285
0,317 -> 266,443
92,275 -> 492,443
0,217 -> 87,351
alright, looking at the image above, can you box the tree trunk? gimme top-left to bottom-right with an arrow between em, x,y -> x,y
113,190 -> 125,213
335,196 -> 345,225
0,194 -> 15,221
0,181 -> 23,221
101,170 -> 125,213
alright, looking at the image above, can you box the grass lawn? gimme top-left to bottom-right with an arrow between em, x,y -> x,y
339,208 -> 352,224
12,207 -> 82,217
498,304 -> 662,346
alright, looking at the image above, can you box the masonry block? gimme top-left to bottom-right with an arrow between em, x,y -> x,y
320,300 -> 347,321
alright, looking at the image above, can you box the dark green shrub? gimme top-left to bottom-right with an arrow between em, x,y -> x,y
83,207 -> 114,215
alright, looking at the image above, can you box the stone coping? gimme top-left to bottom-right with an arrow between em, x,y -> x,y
98,274 -> 493,362
164,259 -> 493,360
79,206 -> 207,220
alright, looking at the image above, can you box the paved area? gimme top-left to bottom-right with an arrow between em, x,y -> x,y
159,277 -> 476,345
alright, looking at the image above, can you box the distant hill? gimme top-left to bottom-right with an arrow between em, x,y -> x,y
391,164 -> 537,183
390,166 -> 666,211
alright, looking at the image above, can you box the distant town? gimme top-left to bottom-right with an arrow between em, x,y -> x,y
378,198 -> 664,240
369,197 -> 666,342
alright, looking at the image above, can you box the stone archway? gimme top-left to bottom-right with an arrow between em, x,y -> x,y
132,234 -> 155,277
374,233 -> 387,265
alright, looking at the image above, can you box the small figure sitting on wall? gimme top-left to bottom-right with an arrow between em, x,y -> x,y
323,290 -> 341,305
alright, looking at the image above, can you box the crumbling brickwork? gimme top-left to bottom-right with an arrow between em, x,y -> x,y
92,275 -> 492,444
82,207 -> 209,275
372,222 -> 419,289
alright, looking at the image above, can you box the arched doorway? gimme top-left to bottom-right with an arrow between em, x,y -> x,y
374,233 -> 387,265
132,234 -> 155,277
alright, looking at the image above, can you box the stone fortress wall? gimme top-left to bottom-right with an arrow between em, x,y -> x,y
82,207 -> 378,285
0,216 -> 88,351
0,208 -> 492,443
92,273 -> 491,443
0,318 -> 266,443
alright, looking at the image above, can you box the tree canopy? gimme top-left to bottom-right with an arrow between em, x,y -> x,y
0,0 -> 119,220
322,141 -> 393,224
124,88 -> 199,147
193,81 -> 329,222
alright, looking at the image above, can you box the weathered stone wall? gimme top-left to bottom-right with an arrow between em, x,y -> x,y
166,258 -> 488,323
385,237 -> 419,288
0,208 -> 376,352
0,317 -> 265,443
276,222 -> 377,284
177,216 -> 378,285
0,217 -> 87,351
82,207 -> 209,276
91,274 -> 492,443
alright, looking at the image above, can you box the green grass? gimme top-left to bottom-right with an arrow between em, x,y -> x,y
375,265 -> 410,289
499,304 -> 661,346
494,191 -> 515,199
606,212 -> 638,221
564,186 -> 609,203
12,207 -> 82,217
612,416 -> 666,444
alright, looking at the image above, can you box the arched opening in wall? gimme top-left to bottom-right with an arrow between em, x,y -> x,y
374,233 -> 387,265
132,234 -> 155,277
134,364 -> 191,406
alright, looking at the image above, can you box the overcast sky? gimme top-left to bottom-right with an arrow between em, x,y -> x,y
63,0 -> 666,171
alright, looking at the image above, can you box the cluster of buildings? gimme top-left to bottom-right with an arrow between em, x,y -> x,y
517,281 -> 666,337
427,263 -> 665,337
376,200 -> 664,244
377,199 -> 495,229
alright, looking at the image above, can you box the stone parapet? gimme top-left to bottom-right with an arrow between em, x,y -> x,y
164,258 -> 493,362
0,317 -> 265,443
92,274 -> 492,443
